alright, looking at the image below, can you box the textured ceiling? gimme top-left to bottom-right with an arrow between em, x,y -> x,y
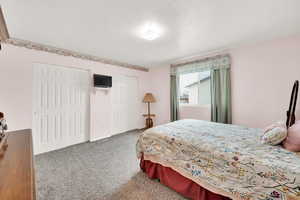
1,0 -> 300,68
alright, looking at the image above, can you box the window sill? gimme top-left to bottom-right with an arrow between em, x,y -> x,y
179,104 -> 211,108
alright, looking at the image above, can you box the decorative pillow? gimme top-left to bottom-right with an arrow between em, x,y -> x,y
283,120 -> 300,152
261,121 -> 287,145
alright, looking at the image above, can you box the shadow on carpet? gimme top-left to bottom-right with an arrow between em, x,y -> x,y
103,172 -> 186,200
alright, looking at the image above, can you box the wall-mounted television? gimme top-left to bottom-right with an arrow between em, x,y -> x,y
93,74 -> 112,88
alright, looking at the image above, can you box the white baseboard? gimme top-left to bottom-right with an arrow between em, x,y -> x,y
89,128 -> 143,143
89,135 -> 108,142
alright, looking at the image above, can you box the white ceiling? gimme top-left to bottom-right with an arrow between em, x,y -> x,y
2,0 -> 300,68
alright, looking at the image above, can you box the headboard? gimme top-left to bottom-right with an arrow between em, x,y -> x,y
286,80 -> 299,128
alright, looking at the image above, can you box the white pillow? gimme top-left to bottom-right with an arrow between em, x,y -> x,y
261,124 -> 287,145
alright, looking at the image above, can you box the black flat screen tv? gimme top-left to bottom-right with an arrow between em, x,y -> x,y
93,74 -> 112,88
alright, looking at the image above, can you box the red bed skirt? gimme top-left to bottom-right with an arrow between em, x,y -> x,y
140,155 -> 231,200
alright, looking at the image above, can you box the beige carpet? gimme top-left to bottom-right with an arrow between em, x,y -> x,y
35,130 -> 186,200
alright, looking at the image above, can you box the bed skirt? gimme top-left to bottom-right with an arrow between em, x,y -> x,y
140,155 -> 231,200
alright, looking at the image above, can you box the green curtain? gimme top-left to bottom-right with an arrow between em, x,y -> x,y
170,75 -> 179,121
210,68 -> 232,124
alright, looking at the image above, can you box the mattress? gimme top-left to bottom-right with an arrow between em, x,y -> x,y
136,119 -> 300,200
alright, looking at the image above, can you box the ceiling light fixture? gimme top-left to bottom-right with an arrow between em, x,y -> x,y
139,22 -> 163,41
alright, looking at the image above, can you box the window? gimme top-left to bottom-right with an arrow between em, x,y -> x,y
179,71 -> 211,105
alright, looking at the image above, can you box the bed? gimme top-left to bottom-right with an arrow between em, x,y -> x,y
136,119 -> 300,200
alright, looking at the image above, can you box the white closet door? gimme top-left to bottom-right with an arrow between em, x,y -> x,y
111,75 -> 139,135
33,63 -> 90,154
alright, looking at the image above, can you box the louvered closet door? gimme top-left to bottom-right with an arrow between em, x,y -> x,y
33,63 -> 90,154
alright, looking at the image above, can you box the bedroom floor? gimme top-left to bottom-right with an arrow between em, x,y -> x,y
35,130 -> 186,200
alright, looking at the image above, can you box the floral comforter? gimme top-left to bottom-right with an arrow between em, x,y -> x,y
136,119 -> 300,200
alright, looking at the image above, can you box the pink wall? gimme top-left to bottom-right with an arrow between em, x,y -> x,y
147,66 -> 170,125
2,34 -> 300,136
0,44 -> 150,140
231,35 -> 300,128
149,35 -> 300,128
179,105 -> 211,121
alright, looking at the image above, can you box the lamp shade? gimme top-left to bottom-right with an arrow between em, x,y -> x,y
143,93 -> 156,103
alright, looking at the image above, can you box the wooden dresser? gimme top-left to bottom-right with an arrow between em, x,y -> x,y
0,129 -> 36,200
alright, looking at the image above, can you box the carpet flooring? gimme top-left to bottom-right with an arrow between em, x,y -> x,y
35,130 -> 186,200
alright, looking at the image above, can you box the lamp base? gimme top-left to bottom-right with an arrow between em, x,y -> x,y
145,118 -> 153,129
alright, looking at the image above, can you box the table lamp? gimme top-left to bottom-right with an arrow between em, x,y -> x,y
143,93 -> 156,128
